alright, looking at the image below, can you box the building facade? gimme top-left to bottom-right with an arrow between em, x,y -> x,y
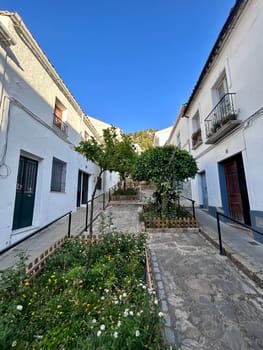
0,12 -> 118,251
167,0 -> 263,241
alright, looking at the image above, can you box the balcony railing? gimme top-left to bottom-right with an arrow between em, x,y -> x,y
205,93 -> 240,144
53,114 -> 68,135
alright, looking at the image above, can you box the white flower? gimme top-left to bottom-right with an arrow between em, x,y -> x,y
158,312 -> 164,317
104,289 -> 109,293
16,305 -> 23,311
12,341 -> 17,347
34,335 -> 43,340
114,300 -> 119,304
122,292 -> 127,298
113,331 -> 118,338
135,330 -> 140,337
97,330 -> 102,337
124,309 -> 129,317
92,319 -> 97,323
101,296 -> 105,300
129,310 -> 134,316
117,320 -> 121,327
154,299 -> 158,305
100,324 -> 105,331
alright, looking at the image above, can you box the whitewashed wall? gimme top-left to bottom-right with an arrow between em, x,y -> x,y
0,14 -> 118,250
168,0 -> 263,238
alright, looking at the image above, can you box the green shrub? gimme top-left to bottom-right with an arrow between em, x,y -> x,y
112,187 -> 139,196
0,233 -> 177,349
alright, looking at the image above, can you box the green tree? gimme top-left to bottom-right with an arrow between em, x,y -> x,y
132,145 -> 198,215
75,126 -> 136,233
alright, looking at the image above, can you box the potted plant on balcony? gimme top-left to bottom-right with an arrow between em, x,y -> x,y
221,111 -> 237,125
192,128 -> 202,147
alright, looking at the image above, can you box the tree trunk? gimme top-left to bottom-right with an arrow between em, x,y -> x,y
85,169 -> 104,271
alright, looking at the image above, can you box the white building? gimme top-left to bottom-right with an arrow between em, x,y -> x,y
0,12 -> 118,251
153,126 -> 173,146
167,0 -> 263,242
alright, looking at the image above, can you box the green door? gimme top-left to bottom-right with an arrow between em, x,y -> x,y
12,156 -> 38,230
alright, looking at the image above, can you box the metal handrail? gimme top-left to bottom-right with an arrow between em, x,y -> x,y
179,194 -> 196,218
85,185 -> 117,232
216,211 -> 263,255
0,211 -> 72,255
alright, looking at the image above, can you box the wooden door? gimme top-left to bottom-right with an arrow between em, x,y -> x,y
224,159 -> 244,222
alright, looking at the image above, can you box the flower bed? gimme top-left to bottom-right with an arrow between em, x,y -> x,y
111,187 -> 140,201
0,233 -> 174,349
143,204 -> 198,229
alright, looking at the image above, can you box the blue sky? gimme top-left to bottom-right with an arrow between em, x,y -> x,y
2,0 -> 235,133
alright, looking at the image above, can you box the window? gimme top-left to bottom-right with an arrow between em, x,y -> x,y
217,76 -> 228,101
191,111 -> 202,148
53,99 -> 68,134
51,158 -> 67,192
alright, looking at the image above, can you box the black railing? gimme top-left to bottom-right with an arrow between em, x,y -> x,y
216,211 -> 263,255
84,186 -> 117,233
53,114 -> 68,135
178,195 -> 196,218
205,93 -> 237,139
0,211 -> 72,255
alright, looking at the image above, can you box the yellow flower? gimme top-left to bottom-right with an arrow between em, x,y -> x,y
57,304 -> 62,309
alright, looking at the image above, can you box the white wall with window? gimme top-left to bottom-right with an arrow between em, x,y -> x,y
179,0 -> 263,240
0,12 -> 118,251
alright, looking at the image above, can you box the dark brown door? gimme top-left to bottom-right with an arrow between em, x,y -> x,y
224,159 -> 244,222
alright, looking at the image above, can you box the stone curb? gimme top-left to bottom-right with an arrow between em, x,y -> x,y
149,249 -> 177,346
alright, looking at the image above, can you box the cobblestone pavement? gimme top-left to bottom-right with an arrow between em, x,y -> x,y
149,230 -> 263,350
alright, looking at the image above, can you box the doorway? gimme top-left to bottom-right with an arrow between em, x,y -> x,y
12,156 -> 38,230
200,171 -> 208,208
76,171 -> 89,207
222,153 -> 250,225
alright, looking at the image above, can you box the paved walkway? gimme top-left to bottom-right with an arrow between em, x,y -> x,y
1,195 -> 263,349
196,208 -> 263,288
150,230 -> 263,349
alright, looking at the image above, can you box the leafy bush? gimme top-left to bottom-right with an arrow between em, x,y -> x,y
112,186 -> 139,196
143,202 -> 190,220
